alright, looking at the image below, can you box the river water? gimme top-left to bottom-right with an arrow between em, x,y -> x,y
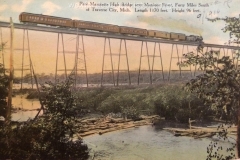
11,96 -> 236,160
11,95 -> 41,121
84,124 -> 236,160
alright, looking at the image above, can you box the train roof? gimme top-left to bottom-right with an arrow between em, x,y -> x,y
73,19 -> 117,26
170,32 -> 186,35
20,12 -> 72,20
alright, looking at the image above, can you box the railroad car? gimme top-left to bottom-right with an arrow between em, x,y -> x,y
73,20 -> 119,33
19,12 -> 73,27
120,26 -> 148,36
155,31 -> 171,39
19,12 -> 203,42
170,32 -> 186,40
148,30 -> 155,37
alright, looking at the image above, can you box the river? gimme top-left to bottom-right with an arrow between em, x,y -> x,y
11,96 -> 236,160
11,95 -> 41,121
84,123 -> 235,160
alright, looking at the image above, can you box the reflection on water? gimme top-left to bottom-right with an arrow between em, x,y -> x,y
10,95 -> 235,159
11,95 -> 41,121
12,95 -> 40,110
84,125 -> 233,160
11,110 -> 43,122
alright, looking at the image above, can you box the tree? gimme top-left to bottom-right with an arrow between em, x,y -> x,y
0,77 -> 89,159
31,76 -> 89,159
0,43 -> 8,119
0,63 -> 8,119
180,15 -> 240,159
180,48 -> 238,159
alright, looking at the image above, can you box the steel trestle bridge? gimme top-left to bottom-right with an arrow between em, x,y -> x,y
0,21 -> 239,88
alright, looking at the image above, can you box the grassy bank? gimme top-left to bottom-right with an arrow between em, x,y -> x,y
74,84 -> 211,123
25,83 -> 214,123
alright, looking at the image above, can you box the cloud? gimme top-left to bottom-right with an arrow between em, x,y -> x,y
0,4 -> 8,12
125,21 -> 149,29
137,15 -> 203,35
11,0 -> 33,12
42,1 -> 61,15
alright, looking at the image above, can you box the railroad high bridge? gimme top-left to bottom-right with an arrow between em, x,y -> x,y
0,21 -> 239,89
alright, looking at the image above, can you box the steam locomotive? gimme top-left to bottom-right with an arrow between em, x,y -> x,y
19,12 -> 203,42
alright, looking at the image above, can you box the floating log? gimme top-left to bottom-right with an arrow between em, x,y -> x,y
194,133 -> 215,139
164,126 -> 237,138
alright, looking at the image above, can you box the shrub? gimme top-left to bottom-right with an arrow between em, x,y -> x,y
0,77 -> 89,160
0,63 -> 8,119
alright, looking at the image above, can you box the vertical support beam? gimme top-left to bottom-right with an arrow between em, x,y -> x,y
151,42 -> 164,80
101,38 -> 106,86
138,41 -> 152,85
117,39 -> 122,86
124,39 -> 131,85
74,31 -> 88,88
159,43 -> 164,80
151,42 -> 156,78
138,41 -> 144,85
223,48 -> 226,56
168,44 -> 174,81
146,42 -> 152,84
0,28 -> 5,70
194,49 -> 199,76
181,45 -> 192,77
216,48 -> 221,67
203,47 -> 209,71
108,38 -> 115,86
26,30 -> 33,89
75,30 -> 79,87
168,44 -> 181,81
81,35 -> 88,87
21,29 -> 25,90
55,33 -> 59,83
176,44 -> 181,77
61,33 -> 67,79
7,17 -> 14,124
186,45 -> 192,77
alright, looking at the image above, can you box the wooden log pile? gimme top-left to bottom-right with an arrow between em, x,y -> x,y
163,125 -> 237,139
76,115 -> 161,137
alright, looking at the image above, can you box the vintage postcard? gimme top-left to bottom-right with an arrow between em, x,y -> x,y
0,0 -> 239,159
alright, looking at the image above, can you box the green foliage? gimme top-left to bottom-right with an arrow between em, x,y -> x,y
0,63 -> 8,119
153,85 -> 206,122
180,15 -> 240,159
208,16 -> 240,44
0,77 -> 89,159
206,124 -> 236,160
75,88 -> 116,113
180,46 -> 240,123
0,42 -> 8,119
97,88 -> 153,117
32,78 -> 89,159
121,105 -> 139,120
75,85 -> 205,123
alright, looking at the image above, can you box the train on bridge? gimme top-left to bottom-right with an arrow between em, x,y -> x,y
19,12 -> 203,42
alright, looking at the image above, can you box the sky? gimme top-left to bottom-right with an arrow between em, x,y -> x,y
0,0 -> 239,77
